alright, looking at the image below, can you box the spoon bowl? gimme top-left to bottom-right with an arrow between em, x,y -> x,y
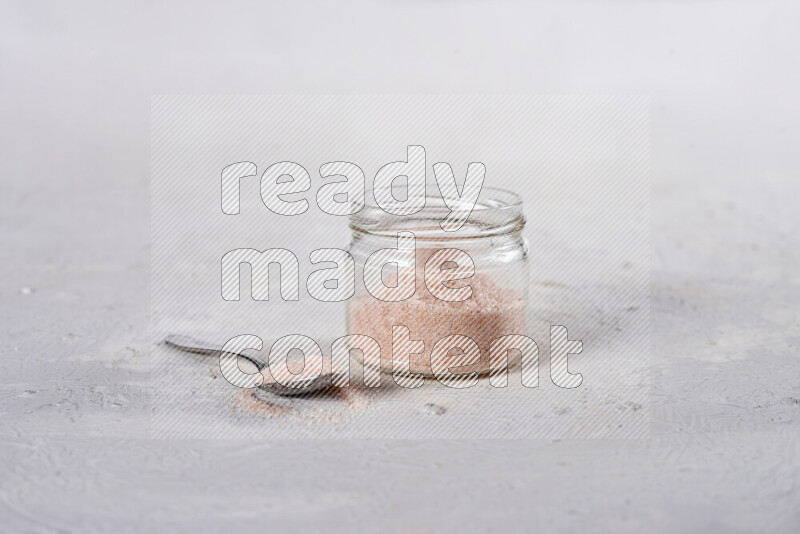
163,334 -> 334,397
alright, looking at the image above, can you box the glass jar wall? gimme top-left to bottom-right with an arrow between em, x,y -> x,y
346,186 -> 529,378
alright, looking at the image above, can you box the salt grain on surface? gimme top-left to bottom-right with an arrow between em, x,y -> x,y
228,384 -> 371,425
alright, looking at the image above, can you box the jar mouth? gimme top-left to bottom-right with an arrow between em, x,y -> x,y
350,185 -> 524,239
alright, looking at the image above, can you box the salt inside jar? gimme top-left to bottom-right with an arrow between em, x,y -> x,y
346,186 -> 529,378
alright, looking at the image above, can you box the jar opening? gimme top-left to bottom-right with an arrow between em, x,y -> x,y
350,185 -> 524,239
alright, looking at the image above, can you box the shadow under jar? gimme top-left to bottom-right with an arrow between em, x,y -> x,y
346,185 -> 529,378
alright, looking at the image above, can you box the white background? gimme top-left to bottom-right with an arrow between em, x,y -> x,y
2,1 -> 799,532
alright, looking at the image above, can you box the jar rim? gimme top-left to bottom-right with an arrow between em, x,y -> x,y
350,185 -> 525,238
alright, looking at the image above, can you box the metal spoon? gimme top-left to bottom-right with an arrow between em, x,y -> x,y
163,334 -> 333,397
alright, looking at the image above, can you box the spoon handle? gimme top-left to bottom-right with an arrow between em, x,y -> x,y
164,334 -> 222,354
163,334 -> 265,369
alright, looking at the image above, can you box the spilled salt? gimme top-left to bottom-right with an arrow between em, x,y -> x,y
228,384 -> 371,425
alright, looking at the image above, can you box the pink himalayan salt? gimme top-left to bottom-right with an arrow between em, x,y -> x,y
348,271 -> 526,377
228,383 -> 370,424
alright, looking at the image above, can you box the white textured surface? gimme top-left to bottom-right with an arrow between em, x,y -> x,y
2,1 -> 799,532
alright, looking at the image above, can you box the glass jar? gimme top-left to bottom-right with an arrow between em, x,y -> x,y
346,185 -> 529,378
